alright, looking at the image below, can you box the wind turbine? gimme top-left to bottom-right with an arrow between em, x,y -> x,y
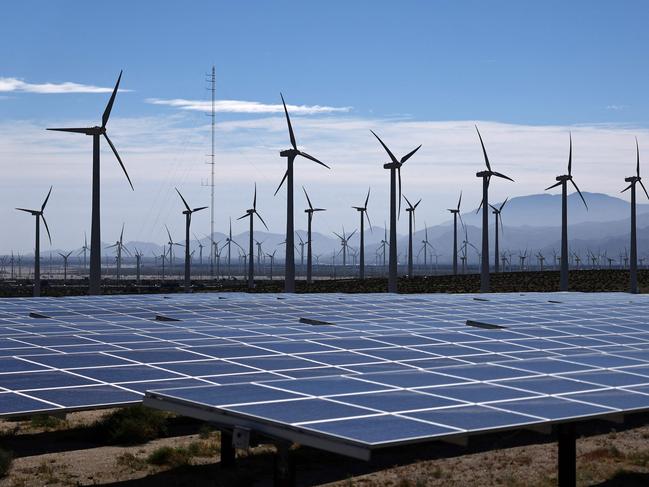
221,219 -> 243,279
58,250 -> 73,283
194,233 -> 204,266
134,247 -> 143,284
47,71 -> 133,295
622,138 -> 649,293
403,195 -> 421,277
352,187 -> 372,279
378,226 -> 389,269
78,232 -> 89,272
275,94 -> 330,293
106,223 -> 130,281
238,184 -> 269,290
545,133 -> 588,291
165,225 -> 183,275
489,197 -> 509,273
296,233 -> 306,269
303,187 -> 326,284
333,228 -> 356,267
175,188 -> 207,292
419,225 -> 435,273
16,186 -> 52,297
371,131 -> 421,292
266,249 -> 277,281
447,192 -> 463,275
475,126 -> 514,292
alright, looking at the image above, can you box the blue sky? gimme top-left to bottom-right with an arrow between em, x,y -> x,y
0,1 -> 648,251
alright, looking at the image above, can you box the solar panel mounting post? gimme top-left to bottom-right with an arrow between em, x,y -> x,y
557,423 -> 576,487
273,440 -> 295,487
220,429 -> 235,468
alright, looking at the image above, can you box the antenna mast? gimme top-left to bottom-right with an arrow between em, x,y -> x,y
205,66 -> 216,278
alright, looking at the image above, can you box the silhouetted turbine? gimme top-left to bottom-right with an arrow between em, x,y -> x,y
371,131 -> 421,292
303,187 -> 326,284
333,228 -> 356,266
489,197 -> 509,273
475,126 -> 514,292
176,188 -> 207,292
403,195 -> 421,277
47,71 -> 133,295
16,186 -> 52,297
275,94 -> 330,293
238,184 -> 268,289
622,138 -> 649,293
447,191 -> 463,275
352,187 -> 372,279
545,133 -> 588,291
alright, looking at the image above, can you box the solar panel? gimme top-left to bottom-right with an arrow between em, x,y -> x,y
0,291 -> 645,460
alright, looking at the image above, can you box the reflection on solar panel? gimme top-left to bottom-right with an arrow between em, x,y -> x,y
0,292 -> 647,462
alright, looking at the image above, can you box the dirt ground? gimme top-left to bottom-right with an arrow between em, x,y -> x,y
0,410 -> 648,486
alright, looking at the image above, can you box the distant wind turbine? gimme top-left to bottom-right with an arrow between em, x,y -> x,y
475,126 -> 514,292
352,187 -> 372,279
403,195 -> 421,277
333,228 -> 356,267
47,71 -> 133,295
58,250 -> 73,283
489,197 -> 509,273
16,186 -> 52,297
622,138 -> 649,293
176,188 -> 207,292
545,133 -> 588,291
106,223 -> 130,281
221,219 -> 243,278
303,187 -> 326,284
447,192 -> 463,275
371,131 -> 421,292
238,183 -> 268,290
275,94 -> 330,293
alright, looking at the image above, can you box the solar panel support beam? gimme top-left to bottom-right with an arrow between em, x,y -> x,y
273,440 -> 295,487
220,429 -> 236,468
557,423 -> 576,487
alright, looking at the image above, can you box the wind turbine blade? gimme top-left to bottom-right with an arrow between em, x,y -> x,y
476,198 -> 483,214
253,183 -> 257,210
41,186 -> 53,211
568,132 -> 573,176
165,224 -> 172,242
488,204 -> 498,211
175,188 -> 191,212
280,93 -> 297,150
414,198 -> 421,208
302,186 -> 314,210
364,187 -> 371,208
103,133 -> 134,190
236,213 -> 248,221
192,206 -> 208,212
298,150 -> 330,169
457,190 -> 462,211
398,167 -> 402,216
102,70 -> 123,128
403,194 -> 413,209
46,127 -> 90,134
274,170 -> 288,196
41,215 -> 52,244
255,211 -> 269,231
333,232 -> 343,240
15,208 -> 34,214
545,181 -> 562,191
499,196 -> 509,211
492,171 -> 514,182
400,145 -> 422,164
570,179 -> 588,209
475,125 -> 491,171
348,229 -> 357,240
370,130 -> 398,164
639,180 -> 649,200
621,183 -> 633,193
119,222 -> 124,243
365,210 -> 373,232
636,136 -> 641,178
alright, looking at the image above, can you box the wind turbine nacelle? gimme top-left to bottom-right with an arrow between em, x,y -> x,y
383,162 -> 400,170
476,170 -> 491,177
280,149 -> 297,157
556,175 -> 571,182
625,176 -> 638,183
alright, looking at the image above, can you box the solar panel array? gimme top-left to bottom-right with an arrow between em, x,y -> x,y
0,291 -> 648,456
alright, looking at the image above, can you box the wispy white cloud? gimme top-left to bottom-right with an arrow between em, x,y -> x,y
0,77 -> 124,94
606,104 -> 627,111
146,97 -> 352,115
